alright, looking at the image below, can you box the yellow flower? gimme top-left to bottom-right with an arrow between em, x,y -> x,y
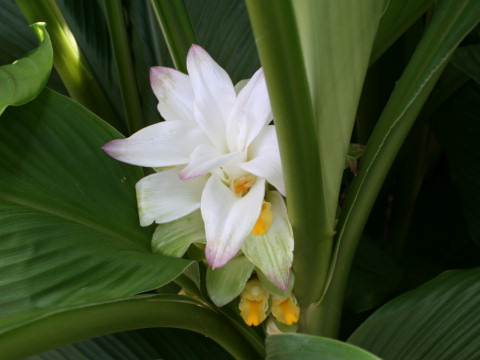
238,279 -> 269,326
271,294 -> 300,325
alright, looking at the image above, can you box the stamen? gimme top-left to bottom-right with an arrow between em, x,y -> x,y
233,174 -> 256,195
252,201 -> 273,236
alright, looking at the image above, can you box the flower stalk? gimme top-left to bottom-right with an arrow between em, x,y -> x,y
245,0 -> 333,332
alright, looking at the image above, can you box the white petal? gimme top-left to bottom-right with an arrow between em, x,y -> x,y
179,144 -> 244,179
136,167 -> 207,226
150,66 -> 195,122
241,191 -> 293,291
238,126 -> 285,195
227,68 -> 272,152
201,175 -> 265,268
103,121 -> 207,167
187,45 -> 236,151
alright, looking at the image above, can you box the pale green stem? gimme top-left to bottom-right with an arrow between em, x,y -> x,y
245,0 -> 332,331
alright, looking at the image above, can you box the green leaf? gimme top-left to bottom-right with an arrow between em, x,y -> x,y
150,0 -> 197,73
0,22 -> 52,115
324,0 -> 480,337
451,44 -> 480,85
206,255 -> 254,307
152,210 -> 205,258
56,0 -> 169,131
0,295 -> 259,360
186,0 -> 260,83
293,0 -> 386,227
53,0 -> 125,124
0,0 -> 65,94
15,0 -> 121,131
349,268 -> 480,359
29,328 -> 233,360
0,0 -> 39,64
345,239 -> 402,313
371,0 -> 435,63
0,88 -> 191,316
266,334 -> 381,360
431,81 -> 480,245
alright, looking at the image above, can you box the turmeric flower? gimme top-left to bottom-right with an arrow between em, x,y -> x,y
103,45 -> 290,276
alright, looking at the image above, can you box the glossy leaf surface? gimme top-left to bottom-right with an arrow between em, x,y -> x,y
0,89 -> 191,316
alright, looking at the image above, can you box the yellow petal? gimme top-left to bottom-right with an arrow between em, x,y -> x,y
239,279 -> 269,326
251,201 -> 273,236
272,295 -> 300,325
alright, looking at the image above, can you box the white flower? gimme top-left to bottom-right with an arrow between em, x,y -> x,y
103,45 -> 287,270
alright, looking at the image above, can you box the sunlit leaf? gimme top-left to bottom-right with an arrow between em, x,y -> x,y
0,22 -> 52,115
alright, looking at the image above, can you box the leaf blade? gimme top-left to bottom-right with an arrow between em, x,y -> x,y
0,22 -> 52,115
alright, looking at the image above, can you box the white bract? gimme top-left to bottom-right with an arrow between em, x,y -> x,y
103,45 -> 291,280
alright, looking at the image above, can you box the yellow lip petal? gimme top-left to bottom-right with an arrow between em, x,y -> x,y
251,201 -> 273,236
272,295 -> 300,325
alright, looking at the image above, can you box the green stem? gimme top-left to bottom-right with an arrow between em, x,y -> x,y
15,0 -> 122,131
245,0 -> 332,327
149,0 -> 197,73
103,0 -> 144,134
315,0 -> 480,337
0,295 -> 263,360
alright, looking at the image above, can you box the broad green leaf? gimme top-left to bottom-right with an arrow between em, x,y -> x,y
0,88 -> 191,316
370,0 -> 435,63
241,191 -> 294,291
30,328 -> 233,360
432,81 -> 480,245
0,295 -> 258,360
0,22 -> 52,115
266,334 -> 381,360
152,210 -> 205,258
206,255 -> 254,307
451,44 -> 480,85
349,268 -> 480,360
345,239 -> 402,313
